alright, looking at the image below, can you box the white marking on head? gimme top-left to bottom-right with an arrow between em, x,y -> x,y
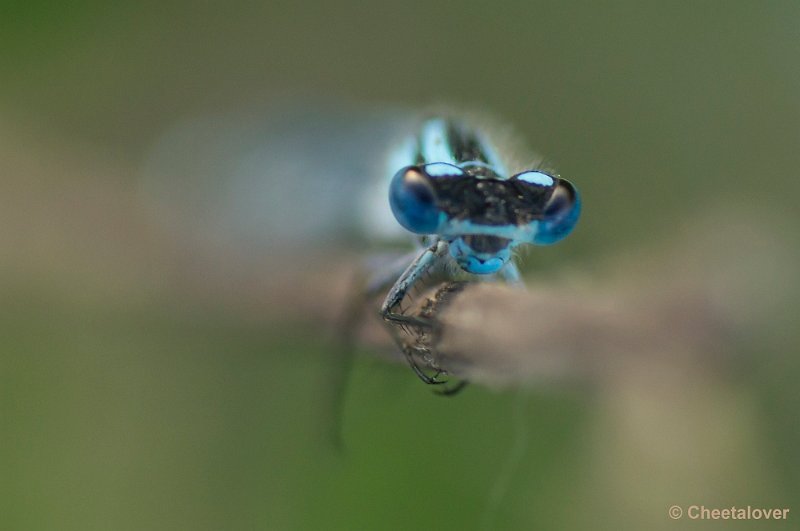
517,171 -> 554,187
424,162 -> 462,177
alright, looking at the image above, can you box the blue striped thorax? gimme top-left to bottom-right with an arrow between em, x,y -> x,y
388,118 -> 581,274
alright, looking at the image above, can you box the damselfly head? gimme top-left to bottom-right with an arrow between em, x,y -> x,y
389,163 -> 581,273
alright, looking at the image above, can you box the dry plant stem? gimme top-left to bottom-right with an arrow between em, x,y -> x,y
346,219 -> 796,388
355,278 -> 719,388
0,129 -> 788,390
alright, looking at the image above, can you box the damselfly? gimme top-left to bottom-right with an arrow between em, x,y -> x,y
139,104 -> 580,391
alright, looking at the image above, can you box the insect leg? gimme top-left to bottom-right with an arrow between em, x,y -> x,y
380,240 -> 448,327
435,379 -> 469,396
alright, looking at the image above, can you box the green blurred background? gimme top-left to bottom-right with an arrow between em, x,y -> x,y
1,1 -> 799,530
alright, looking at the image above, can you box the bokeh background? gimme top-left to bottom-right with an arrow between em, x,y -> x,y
2,2 -> 799,530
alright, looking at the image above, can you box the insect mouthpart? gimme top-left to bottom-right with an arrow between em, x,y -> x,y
448,235 -> 513,275
460,235 -> 512,254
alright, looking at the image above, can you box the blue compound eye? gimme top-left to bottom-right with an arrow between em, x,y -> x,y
533,179 -> 581,244
389,166 -> 442,234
